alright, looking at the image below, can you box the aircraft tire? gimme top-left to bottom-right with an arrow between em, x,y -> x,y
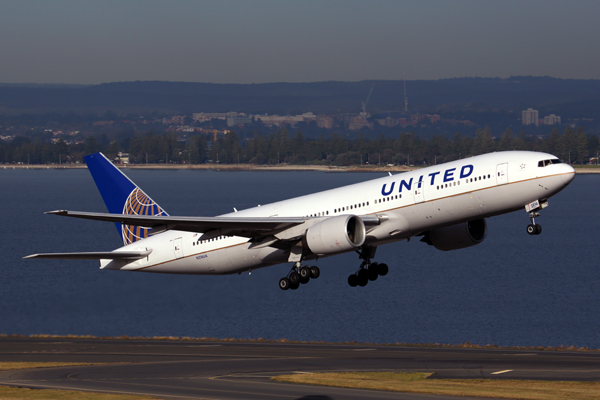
279,277 -> 290,290
289,271 -> 300,285
290,281 -> 300,290
358,268 -> 369,281
348,274 -> 358,287
526,224 -> 536,235
358,275 -> 368,287
310,266 -> 320,279
357,269 -> 369,286
299,266 -> 311,284
367,267 -> 378,281
377,263 -> 389,276
535,224 -> 542,235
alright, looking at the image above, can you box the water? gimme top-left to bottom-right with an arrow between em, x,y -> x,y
0,168 -> 598,348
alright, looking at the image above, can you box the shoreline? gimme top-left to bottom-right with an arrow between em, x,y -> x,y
2,163 -> 600,174
2,163 -> 416,173
1,334 -> 596,352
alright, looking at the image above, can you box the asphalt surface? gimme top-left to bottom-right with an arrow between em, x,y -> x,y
0,337 -> 598,399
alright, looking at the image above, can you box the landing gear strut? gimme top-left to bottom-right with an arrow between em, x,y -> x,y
279,262 -> 320,291
348,246 -> 388,288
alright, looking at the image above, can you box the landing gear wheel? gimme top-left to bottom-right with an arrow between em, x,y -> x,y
357,269 -> 369,286
358,275 -> 368,287
348,274 -> 358,287
367,265 -> 378,281
290,281 -> 299,290
377,263 -> 389,276
535,224 -> 542,235
279,277 -> 290,290
310,266 -> 320,279
289,271 -> 300,285
299,266 -> 311,284
526,224 -> 536,235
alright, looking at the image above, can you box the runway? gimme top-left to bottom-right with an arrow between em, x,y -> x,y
0,337 -> 598,399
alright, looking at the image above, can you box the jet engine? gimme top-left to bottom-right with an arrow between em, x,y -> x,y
422,219 -> 487,251
306,215 -> 366,256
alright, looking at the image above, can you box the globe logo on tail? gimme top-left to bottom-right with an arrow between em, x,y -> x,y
121,188 -> 167,245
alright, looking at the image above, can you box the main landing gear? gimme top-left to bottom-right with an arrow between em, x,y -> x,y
348,246 -> 388,288
279,262 -> 320,290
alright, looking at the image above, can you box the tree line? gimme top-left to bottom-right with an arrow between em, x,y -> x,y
0,126 -> 597,166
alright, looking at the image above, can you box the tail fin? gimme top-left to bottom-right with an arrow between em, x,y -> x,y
84,153 -> 168,245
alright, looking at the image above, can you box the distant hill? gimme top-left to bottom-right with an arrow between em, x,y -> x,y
1,77 -> 600,116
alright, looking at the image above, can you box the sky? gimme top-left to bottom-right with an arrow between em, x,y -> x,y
1,0 -> 599,84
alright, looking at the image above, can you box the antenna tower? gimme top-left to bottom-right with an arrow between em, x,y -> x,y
361,84 -> 374,117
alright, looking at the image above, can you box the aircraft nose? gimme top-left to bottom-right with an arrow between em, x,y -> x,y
562,164 -> 576,185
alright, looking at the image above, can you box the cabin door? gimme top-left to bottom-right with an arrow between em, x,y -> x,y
413,177 -> 425,203
173,237 -> 184,259
496,163 -> 508,185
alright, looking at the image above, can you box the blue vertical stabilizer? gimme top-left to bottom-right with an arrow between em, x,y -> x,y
84,153 -> 169,245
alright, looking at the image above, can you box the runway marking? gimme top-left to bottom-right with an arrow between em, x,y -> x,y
351,348 -> 377,351
491,370 -> 513,375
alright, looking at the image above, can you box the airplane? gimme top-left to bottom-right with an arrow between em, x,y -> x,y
26,151 -> 575,290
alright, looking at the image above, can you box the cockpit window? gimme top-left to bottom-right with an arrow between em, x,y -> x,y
538,158 -> 562,167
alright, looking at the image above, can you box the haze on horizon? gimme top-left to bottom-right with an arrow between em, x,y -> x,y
1,0 -> 599,85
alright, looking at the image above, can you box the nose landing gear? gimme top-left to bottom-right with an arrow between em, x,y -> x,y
525,199 -> 548,235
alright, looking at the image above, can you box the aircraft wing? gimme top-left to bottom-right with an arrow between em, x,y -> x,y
45,210 -> 381,240
45,210 -> 307,238
24,250 -> 152,260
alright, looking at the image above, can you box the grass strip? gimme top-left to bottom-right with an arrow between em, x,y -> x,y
272,372 -> 600,400
0,362 -> 99,371
0,386 -> 157,399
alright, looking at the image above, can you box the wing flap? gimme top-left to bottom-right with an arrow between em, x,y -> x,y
24,250 -> 152,260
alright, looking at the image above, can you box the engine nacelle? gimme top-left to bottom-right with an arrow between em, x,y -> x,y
424,219 -> 487,251
305,215 -> 366,256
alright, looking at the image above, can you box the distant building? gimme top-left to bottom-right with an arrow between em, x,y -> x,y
348,115 -> 370,130
162,115 -> 186,125
193,112 -> 244,122
376,117 -> 398,127
254,112 -> 316,127
316,116 -> 334,129
522,108 -> 539,126
226,116 -> 252,127
543,114 -> 561,125
427,114 -> 441,123
117,152 -> 129,164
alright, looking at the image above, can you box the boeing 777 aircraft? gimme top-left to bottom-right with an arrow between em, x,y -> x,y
26,151 -> 575,290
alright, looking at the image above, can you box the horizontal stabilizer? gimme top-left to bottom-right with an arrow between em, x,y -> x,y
24,250 -> 152,260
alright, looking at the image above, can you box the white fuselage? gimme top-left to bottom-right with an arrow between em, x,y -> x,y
101,151 -> 575,274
